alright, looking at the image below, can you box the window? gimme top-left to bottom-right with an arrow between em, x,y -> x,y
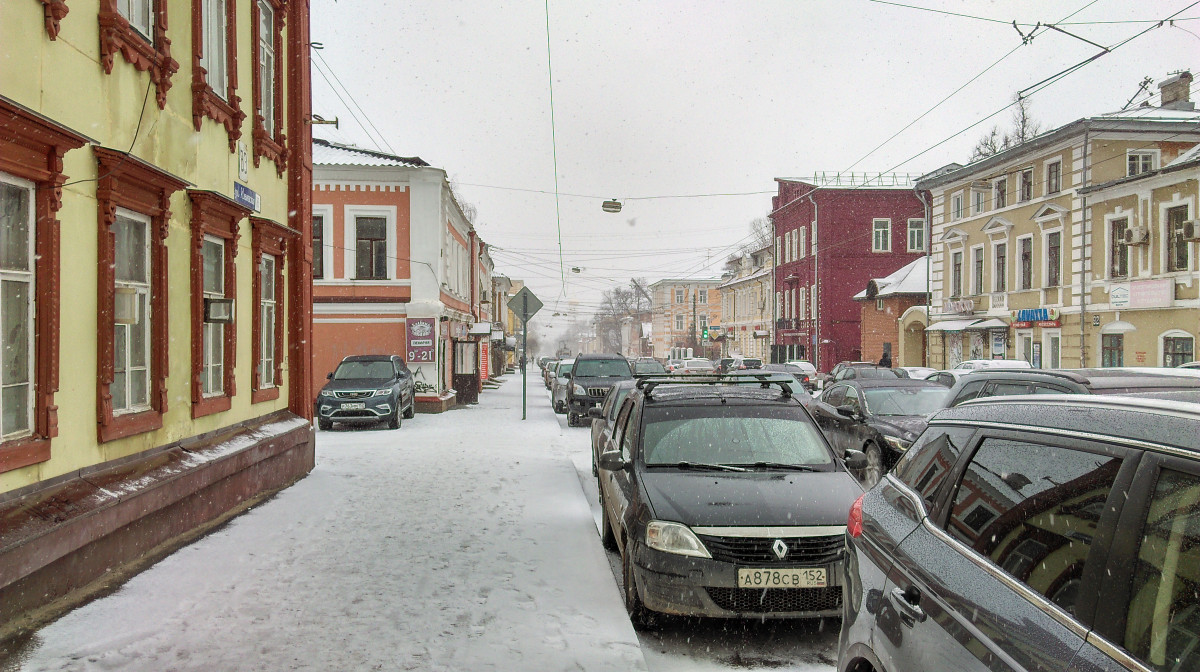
1019,168 -> 1033,202
258,255 -> 277,389
1111,218 -> 1129,278
791,230 -> 799,261
699,314 -> 707,331
355,217 -> 387,279
189,190 -> 248,418
994,242 -> 1007,292
252,218 -> 291,402
907,219 -> 925,252
0,178 -> 34,442
1045,331 -> 1061,369
99,0 -> 176,108
947,438 -> 1122,614
971,247 -> 983,295
251,0 -> 287,172
698,290 -> 707,304
1128,150 -> 1157,176
797,287 -> 806,318
1046,160 -> 1062,195
674,289 -> 684,304
1017,237 -> 1032,290
1046,231 -> 1061,288
994,177 -> 1007,209
872,219 -> 891,252
1164,335 -> 1194,368
798,227 -> 806,259
1102,334 -> 1124,367
117,0 -> 154,39
951,194 -> 963,221
1121,468 -> 1200,672
775,236 -> 781,265
192,0 -> 244,149
675,314 -> 684,331
111,212 -> 151,415
951,251 -> 963,298
973,191 -> 986,215
312,215 -> 324,279
784,289 -> 791,319
1167,205 -> 1190,273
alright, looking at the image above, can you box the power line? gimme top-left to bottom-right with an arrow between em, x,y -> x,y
310,56 -> 387,154
544,0 -> 566,297
312,49 -> 398,156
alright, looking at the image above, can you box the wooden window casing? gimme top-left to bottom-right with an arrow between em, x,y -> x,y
99,0 -> 179,109
251,0 -> 288,174
191,0 -> 244,151
38,0 -> 71,39
251,217 -> 293,403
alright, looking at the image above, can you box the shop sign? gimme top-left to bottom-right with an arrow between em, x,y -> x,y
406,318 -> 437,363
1034,320 -> 1061,328
480,342 -> 490,380
1130,278 -> 1172,309
1010,308 -> 1059,322
1011,321 -> 1032,329
943,298 -> 975,314
991,331 -> 1006,357
1110,283 -> 1130,308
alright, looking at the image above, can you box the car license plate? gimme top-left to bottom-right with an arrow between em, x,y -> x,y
736,567 -> 827,588
340,402 -> 366,410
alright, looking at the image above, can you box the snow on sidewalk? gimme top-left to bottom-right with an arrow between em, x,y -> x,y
11,378 -> 648,671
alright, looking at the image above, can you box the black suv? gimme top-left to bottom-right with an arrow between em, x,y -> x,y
839,395 -> 1200,672
942,367 -> 1200,408
566,353 -> 633,427
596,374 -> 866,629
316,355 -> 415,430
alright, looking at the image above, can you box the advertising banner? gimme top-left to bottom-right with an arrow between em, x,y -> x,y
406,318 -> 437,363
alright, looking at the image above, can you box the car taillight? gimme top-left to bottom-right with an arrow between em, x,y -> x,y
848,494 -> 865,538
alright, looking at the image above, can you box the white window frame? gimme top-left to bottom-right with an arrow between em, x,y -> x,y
798,227 -> 807,259
201,235 -> 225,397
791,229 -> 799,261
1015,329 -> 1034,365
970,244 -> 985,296
112,208 -> 152,415
0,172 -> 36,440
1014,234 -> 1034,291
1043,328 -> 1062,370
1160,329 -> 1196,368
810,283 -> 817,319
992,239 -> 1009,293
312,203 -> 334,280
797,286 -> 806,319
872,219 -> 891,253
972,190 -> 986,215
994,177 -> 1008,209
117,0 -> 155,40
1127,149 -> 1159,177
200,0 -> 229,97
675,288 -> 685,304
950,193 -> 963,221
1160,197 -> 1195,274
1018,167 -> 1034,202
674,313 -> 685,331
259,253 -> 278,389
342,205 -> 397,282
950,250 -> 963,298
1042,228 -> 1063,289
1106,211 -> 1130,279
907,219 -> 925,252
1045,159 -> 1062,195
698,289 -> 707,304
257,0 -> 276,133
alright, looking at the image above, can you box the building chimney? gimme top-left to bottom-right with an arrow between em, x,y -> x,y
1158,71 -> 1194,111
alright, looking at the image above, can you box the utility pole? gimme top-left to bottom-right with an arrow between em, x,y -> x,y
692,291 -> 698,354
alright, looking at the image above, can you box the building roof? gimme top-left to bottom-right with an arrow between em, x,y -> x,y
852,256 -> 928,300
313,137 -> 430,168
647,278 -> 724,288
1078,139 -> 1200,195
718,267 -> 771,289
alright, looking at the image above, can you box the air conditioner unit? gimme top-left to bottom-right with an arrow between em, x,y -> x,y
1183,220 -> 1200,242
1123,226 -> 1150,246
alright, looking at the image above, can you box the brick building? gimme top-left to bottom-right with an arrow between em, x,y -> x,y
853,257 -> 930,366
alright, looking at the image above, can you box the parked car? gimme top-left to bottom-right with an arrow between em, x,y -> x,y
762,363 -> 816,393
923,368 -> 973,387
550,358 -> 575,413
664,358 -> 684,372
839,394 -> 1200,672
809,379 -> 949,487
1179,361 -> 1200,370
596,375 -> 866,629
822,361 -> 899,387
716,357 -> 763,373
940,367 -> 1200,408
953,358 -> 1033,370
542,358 -> 560,389
673,358 -> 716,374
785,360 -> 818,376
897,366 -> 936,380
567,353 -> 634,426
315,355 -> 415,431
632,359 -> 667,375
588,379 -> 637,476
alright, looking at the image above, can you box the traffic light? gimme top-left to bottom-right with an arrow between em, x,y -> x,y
702,326 -> 709,340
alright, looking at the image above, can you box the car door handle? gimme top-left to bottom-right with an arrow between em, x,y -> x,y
889,586 -> 927,626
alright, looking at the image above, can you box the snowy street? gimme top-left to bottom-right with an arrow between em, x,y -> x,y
4,378 -> 837,671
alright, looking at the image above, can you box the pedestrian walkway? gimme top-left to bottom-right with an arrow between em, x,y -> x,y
8,379 -> 647,671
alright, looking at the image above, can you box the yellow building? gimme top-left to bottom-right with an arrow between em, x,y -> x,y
916,72 -> 1200,369
649,278 -> 724,360
1,0 -> 314,629
718,246 -> 773,360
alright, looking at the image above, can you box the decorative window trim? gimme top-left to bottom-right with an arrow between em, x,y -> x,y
99,0 -> 179,109
0,97 -> 88,472
1015,233 -> 1034,291
1044,158 -> 1063,195
872,218 -> 892,253
189,190 -> 249,418
311,203 -> 333,279
39,0 -> 70,39
191,0 -> 244,152
250,217 -> 294,403
95,147 -> 187,442
251,0 -> 288,175
970,244 -> 985,296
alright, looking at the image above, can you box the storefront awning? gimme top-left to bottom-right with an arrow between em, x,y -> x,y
925,319 -> 980,332
968,318 -> 1009,330
1101,320 -> 1137,334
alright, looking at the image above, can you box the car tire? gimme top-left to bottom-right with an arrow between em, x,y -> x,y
403,397 -> 416,419
568,412 -> 579,427
598,484 -> 618,551
555,401 -> 565,414
857,442 -> 884,489
621,542 -> 655,630
317,418 -> 332,431
387,402 -> 402,430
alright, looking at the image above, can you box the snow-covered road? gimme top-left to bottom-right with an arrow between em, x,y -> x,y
4,377 -> 837,671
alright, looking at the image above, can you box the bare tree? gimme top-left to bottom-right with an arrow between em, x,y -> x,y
971,95 -> 1042,161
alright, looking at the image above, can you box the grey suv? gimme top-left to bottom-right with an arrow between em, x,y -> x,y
839,395 -> 1200,672
316,355 -> 415,430
942,367 -> 1200,408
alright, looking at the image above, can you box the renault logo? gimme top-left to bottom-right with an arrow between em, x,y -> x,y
772,539 -> 788,560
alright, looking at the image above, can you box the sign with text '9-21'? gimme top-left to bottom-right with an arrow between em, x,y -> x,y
406,318 -> 436,363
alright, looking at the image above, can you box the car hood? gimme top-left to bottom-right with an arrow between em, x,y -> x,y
572,376 -> 630,388
639,470 -> 863,528
867,415 -> 928,442
321,377 -> 394,392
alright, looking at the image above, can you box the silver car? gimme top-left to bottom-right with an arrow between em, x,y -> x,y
551,358 -> 575,414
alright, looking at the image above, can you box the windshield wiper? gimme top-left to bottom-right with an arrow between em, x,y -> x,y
737,462 -> 818,472
654,461 -> 748,472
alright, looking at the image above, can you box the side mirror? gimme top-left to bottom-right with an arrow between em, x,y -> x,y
587,407 -> 604,419
836,404 -> 860,419
597,449 -> 628,472
326,372 -> 334,380
843,449 -> 868,471
564,372 -> 572,380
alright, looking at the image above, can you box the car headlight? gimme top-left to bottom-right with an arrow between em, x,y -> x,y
374,388 -> 393,397
319,390 -> 334,398
883,435 -> 912,452
645,520 -> 711,558
572,384 -> 587,396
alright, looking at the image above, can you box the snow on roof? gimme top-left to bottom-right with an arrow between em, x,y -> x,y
1168,142 -> 1200,167
1094,106 -> 1200,123
719,267 -> 770,288
313,137 -> 430,168
853,256 -> 928,300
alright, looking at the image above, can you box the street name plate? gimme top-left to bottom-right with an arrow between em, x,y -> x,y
507,286 -> 543,323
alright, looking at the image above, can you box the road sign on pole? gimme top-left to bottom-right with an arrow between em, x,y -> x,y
507,287 -> 543,420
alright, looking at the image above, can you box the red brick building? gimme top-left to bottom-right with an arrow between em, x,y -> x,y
771,177 -> 928,370
854,257 -> 929,367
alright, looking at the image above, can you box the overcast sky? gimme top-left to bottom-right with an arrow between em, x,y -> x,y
310,0 -> 1199,341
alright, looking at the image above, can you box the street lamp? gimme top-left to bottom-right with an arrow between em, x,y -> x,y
602,199 -> 623,213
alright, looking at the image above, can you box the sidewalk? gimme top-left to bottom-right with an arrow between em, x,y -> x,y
8,379 -> 647,671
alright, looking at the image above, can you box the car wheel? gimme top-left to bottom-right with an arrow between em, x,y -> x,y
403,397 -> 416,419
555,401 -> 565,414
598,484 -> 618,551
857,442 -> 884,489
621,542 -> 655,630
568,412 -> 579,427
317,417 -> 332,431
387,402 -> 402,430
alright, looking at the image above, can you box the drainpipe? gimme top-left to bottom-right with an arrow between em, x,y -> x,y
915,186 -> 931,367
468,230 -> 478,321
1079,129 -> 1090,367
808,189 -> 819,370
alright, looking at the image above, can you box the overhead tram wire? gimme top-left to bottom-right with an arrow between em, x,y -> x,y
311,56 -> 388,153
312,49 -> 398,156
544,0 -> 566,298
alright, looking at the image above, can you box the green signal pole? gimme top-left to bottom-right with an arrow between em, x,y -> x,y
521,293 -> 528,420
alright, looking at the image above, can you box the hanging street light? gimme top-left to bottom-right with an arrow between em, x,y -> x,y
602,198 -> 622,213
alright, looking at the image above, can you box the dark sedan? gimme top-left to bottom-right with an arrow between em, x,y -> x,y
809,378 -> 947,488
589,379 -> 636,476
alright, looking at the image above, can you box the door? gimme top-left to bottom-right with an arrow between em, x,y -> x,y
599,399 -> 637,550
876,432 -> 1133,672
453,340 -> 479,404
811,384 -> 852,456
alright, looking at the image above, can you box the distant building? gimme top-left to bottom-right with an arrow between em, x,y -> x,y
771,175 -> 928,370
648,278 -> 724,360
853,257 -> 930,367
718,246 -> 774,360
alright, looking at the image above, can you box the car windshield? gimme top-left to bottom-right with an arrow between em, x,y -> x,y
862,387 -> 948,416
633,361 -> 666,374
642,406 -> 831,467
574,359 -> 632,377
333,361 -> 394,380
557,361 -> 574,375
857,367 -> 901,379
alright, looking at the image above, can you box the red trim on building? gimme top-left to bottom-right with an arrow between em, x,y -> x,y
39,0 -> 69,39
250,217 -> 293,403
190,0 -> 244,151
98,0 -> 178,109
285,0 -> 313,419
250,0 -> 288,174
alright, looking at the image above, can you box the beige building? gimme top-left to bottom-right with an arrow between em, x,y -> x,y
718,246 -> 773,360
916,72 -> 1200,369
648,278 -> 724,360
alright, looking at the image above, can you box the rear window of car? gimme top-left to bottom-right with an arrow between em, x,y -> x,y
334,361 -> 393,379
641,405 -> 831,467
862,386 -> 948,416
857,368 -> 901,379
574,359 -> 632,377
632,361 -> 666,374
742,359 -> 763,368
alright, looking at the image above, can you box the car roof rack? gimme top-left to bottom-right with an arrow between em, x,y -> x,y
636,372 -> 796,398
